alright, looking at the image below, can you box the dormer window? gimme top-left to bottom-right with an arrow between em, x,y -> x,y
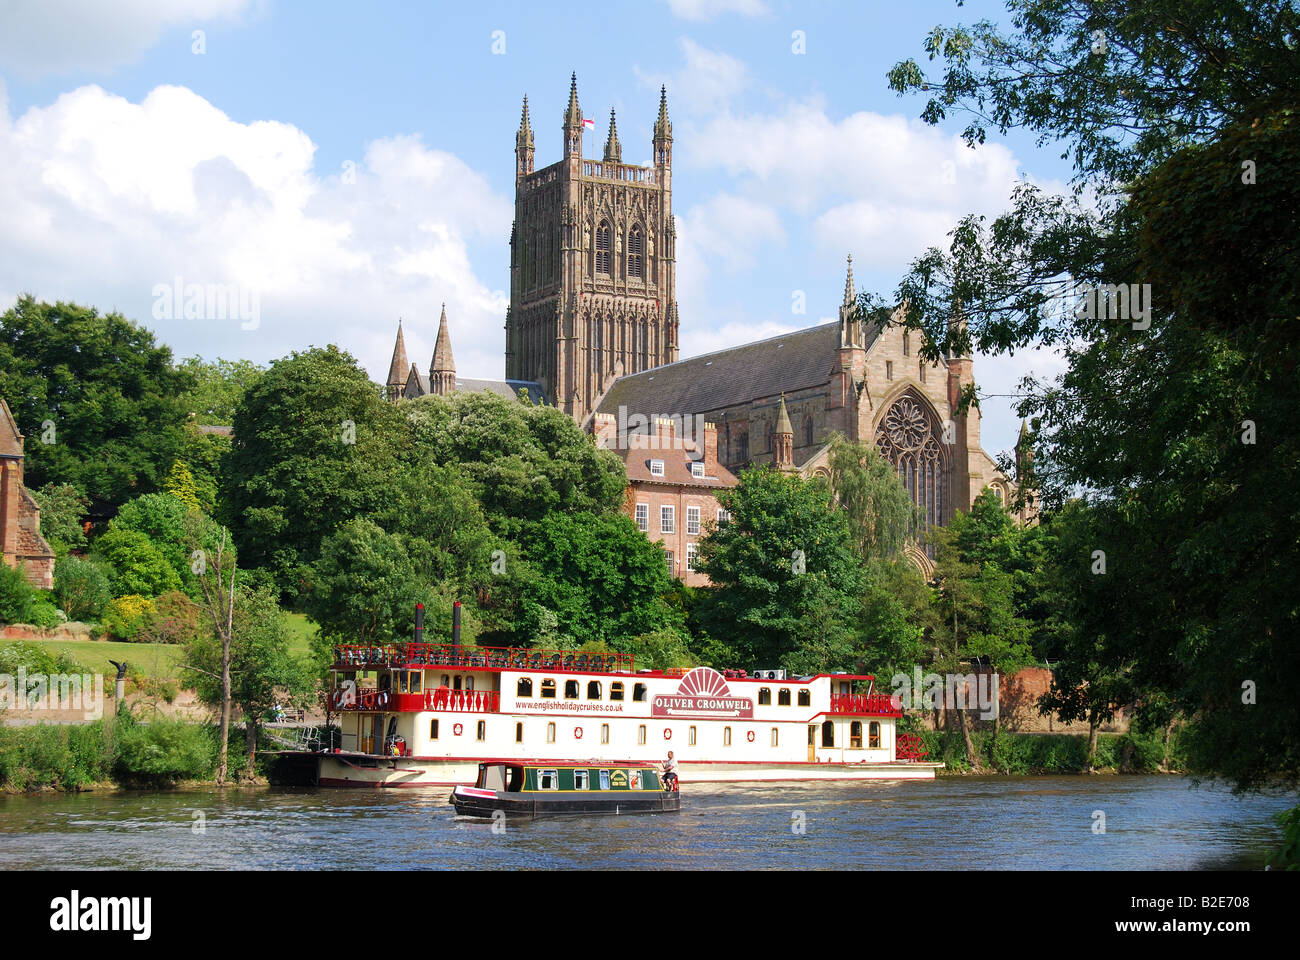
690,461 -> 705,478
649,459 -> 665,477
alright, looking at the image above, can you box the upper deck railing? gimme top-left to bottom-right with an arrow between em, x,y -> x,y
829,693 -> 903,717
333,643 -> 635,674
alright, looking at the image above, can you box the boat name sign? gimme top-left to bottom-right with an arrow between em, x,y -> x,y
652,668 -> 754,719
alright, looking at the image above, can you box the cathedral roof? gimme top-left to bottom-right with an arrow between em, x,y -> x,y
0,398 -> 23,458
454,378 -> 547,404
596,320 -> 875,418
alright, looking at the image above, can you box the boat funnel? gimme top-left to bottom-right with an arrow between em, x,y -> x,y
414,602 -> 425,644
452,601 -> 462,650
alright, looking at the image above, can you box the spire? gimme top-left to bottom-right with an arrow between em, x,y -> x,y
653,85 -> 673,166
603,108 -> 622,163
839,254 -> 863,350
431,303 -> 457,395
775,394 -> 793,436
516,95 -> 535,179
563,72 -> 583,157
842,254 -> 855,307
386,320 -> 408,401
1017,418 -> 1030,446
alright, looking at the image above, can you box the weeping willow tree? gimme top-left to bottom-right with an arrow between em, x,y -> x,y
827,434 -> 917,562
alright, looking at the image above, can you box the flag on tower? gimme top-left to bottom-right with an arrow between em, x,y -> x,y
582,117 -> 595,130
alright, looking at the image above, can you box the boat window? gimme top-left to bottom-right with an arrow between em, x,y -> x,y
638,725 -> 647,745
821,720 -> 835,747
409,671 -> 421,694
453,675 -> 462,691
476,720 -> 486,741
564,679 -> 579,699
430,719 -> 439,740
398,672 -> 408,693
541,679 -> 557,699
771,727 -> 779,747
574,769 -> 590,790
517,677 -> 533,697
515,722 -> 523,743
633,683 -> 647,702
778,688 -> 791,706
850,720 -> 863,749
441,674 -> 450,688
798,689 -> 811,707
629,770 -> 642,790
539,769 -> 559,790
599,770 -> 611,790
723,726 -> 732,747
546,722 -> 556,743
610,682 -> 624,701
587,680 -> 601,699
869,721 -> 881,749
507,766 -> 525,792
758,687 -> 771,705
601,723 -> 610,744
466,676 -> 474,691
688,726 -> 697,746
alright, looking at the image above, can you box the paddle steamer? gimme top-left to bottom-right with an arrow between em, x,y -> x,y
283,603 -> 941,787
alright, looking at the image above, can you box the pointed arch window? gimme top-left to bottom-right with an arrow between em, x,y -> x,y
804,415 -> 814,448
595,221 -> 612,275
874,393 -> 946,556
627,224 -> 644,279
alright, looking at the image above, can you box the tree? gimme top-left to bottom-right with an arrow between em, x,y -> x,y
176,356 -> 264,426
187,525 -> 239,784
183,585 -> 314,777
108,493 -> 220,589
221,346 -> 406,598
696,468 -> 864,672
0,563 -> 34,625
827,434 -> 916,560
0,297 -> 192,508
161,462 -> 201,510
30,483 -> 89,556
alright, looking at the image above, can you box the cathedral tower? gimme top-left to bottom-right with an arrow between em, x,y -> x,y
505,75 -> 679,423
430,303 -> 457,396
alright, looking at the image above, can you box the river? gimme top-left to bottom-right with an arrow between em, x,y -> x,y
0,776 -> 1291,870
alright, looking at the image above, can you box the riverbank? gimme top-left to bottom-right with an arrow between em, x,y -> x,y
917,727 -> 1183,776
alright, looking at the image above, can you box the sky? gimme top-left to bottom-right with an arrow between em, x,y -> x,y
0,0 -> 1070,460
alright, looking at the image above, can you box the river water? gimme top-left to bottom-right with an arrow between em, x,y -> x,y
0,776 -> 1291,870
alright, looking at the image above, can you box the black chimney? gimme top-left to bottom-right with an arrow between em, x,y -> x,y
452,601 -> 461,651
414,602 -> 424,645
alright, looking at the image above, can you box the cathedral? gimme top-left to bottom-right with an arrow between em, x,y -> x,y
386,75 -> 1031,574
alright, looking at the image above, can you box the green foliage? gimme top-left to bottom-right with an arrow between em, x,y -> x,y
138,590 -> 201,645
827,434 -> 916,560
0,563 -> 35,625
516,511 -> 685,653
177,423 -> 227,515
0,640 -> 85,677
92,528 -> 181,597
696,468 -> 863,673
54,556 -> 112,622
221,346 -> 406,597
0,297 -> 193,507
113,716 -> 218,785
101,595 -> 156,641
1267,806 -> 1300,871
176,356 -> 263,426
108,493 -> 219,587
30,483 -> 89,555
0,722 -> 116,791
25,595 -> 62,630
918,728 -> 1183,775
161,461 -> 201,510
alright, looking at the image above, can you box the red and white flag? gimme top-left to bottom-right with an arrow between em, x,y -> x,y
581,117 -> 595,131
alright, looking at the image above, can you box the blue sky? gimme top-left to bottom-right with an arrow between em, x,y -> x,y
0,0 -> 1069,459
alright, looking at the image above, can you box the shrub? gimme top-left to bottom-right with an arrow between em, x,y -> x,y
114,718 -> 218,784
0,562 -> 34,625
138,590 -> 200,645
25,596 -> 62,630
91,527 -> 181,597
0,640 -> 85,676
102,595 -> 156,641
54,556 -> 112,621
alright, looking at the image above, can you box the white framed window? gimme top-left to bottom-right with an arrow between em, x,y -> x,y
723,726 -> 732,747
688,726 -> 697,746
546,722 -> 556,743
601,723 -> 610,744
660,505 -> 674,534
690,461 -> 705,478
638,725 -> 647,745
649,459 -> 665,477
663,550 -> 674,575
539,769 -> 559,790
686,542 -> 698,572
634,503 -> 649,531
574,769 -> 590,789
717,508 -> 731,525
771,727 -> 779,747
686,505 -> 700,535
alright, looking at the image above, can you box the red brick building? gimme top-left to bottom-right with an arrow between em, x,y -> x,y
592,413 -> 737,587
0,399 -> 56,590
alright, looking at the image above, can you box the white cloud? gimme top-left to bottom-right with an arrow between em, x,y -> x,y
661,0 -> 768,21
636,39 -> 752,115
0,82 -> 513,385
0,0 -> 257,78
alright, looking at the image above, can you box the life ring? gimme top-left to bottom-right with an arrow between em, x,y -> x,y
453,723 -> 463,736
746,730 -> 755,743
663,728 -> 672,740
574,727 -> 584,739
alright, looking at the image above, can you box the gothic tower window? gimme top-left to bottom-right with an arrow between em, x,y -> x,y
804,415 -> 814,448
903,331 -> 910,356
627,225 -> 644,279
595,221 -> 612,275
919,359 -> 926,383
874,393 -> 947,556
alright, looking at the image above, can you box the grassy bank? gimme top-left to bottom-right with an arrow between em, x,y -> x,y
917,727 -> 1185,775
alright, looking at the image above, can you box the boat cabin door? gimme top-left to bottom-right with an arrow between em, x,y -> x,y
807,724 -> 816,762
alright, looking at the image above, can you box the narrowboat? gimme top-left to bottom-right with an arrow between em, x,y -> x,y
272,602 -> 943,787
450,761 -> 680,819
